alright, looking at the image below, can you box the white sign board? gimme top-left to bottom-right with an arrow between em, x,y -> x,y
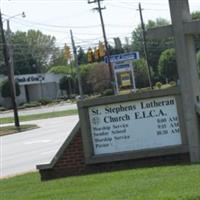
15,73 -> 64,85
88,96 -> 182,155
114,63 -> 131,73
16,74 -> 45,85
113,62 -> 136,93
104,52 -> 139,63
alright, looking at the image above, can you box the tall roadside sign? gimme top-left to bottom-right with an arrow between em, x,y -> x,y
104,52 -> 140,94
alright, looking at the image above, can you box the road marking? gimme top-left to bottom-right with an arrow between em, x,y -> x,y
24,139 -> 51,145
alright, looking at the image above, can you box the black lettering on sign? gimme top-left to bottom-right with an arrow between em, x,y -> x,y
171,128 -> 180,134
96,143 -> 109,148
134,109 -> 166,120
157,130 -> 168,135
104,114 -> 130,123
157,118 -> 167,123
169,116 -> 178,122
104,104 -> 136,114
91,108 -> 100,116
114,135 -> 130,140
141,99 -> 175,109
170,122 -> 179,128
157,124 -> 167,129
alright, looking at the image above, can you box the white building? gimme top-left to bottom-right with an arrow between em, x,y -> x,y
0,73 -> 65,108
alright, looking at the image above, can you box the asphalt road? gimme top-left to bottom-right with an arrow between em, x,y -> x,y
0,115 -> 79,178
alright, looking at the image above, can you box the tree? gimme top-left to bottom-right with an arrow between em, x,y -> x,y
48,65 -> 73,74
11,30 -> 57,75
131,18 -> 174,76
133,58 -> 153,88
11,31 -> 32,74
79,63 -> 95,94
0,79 -> 20,98
59,76 -> 73,97
123,37 -> 131,52
192,11 -> 200,20
113,37 -> 124,54
87,63 -> 111,94
158,48 -> 178,82
77,47 -> 87,65
192,11 -> 200,51
50,47 -> 68,67
108,43 -> 124,55
49,64 -> 76,94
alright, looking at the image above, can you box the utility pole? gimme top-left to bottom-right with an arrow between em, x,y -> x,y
6,20 -> 16,96
88,0 -> 114,88
0,10 -> 20,127
138,3 -> 153,89
70,29 -> 83,99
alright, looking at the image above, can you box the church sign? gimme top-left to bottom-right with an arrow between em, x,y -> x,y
89,96 -> 182,155
36,0 -> 200,181
78,88 -> 187,164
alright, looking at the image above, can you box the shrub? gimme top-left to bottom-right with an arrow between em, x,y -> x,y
169,81 -> 176,86
0,79 -> 20,98
48,65 -> 73,74
155,82 -> 162,89
87,63 -> 111,94
101,89 -> 114,96
59,76 -> 74,96
80,63 -> 95,95
0,106 -> 6,111
38,98 -> 52,105
59,76 -> 68,91
136,87 -> 152,93
19,101 -> 42,109
133,58 -> 152,88
158,48 -> 178,81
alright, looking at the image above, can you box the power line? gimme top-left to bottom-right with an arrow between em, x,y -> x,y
14,18 -> 136,28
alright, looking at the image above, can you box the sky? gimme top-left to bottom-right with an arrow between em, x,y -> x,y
0,0 -> 200,50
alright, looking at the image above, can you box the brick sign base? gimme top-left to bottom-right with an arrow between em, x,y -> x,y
37,122 -> 190,181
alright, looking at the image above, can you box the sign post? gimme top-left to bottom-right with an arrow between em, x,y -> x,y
113,64 -> 119,94
130,61 -> 136,92
146,0 -> 200,162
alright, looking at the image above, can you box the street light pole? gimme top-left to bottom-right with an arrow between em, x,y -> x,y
0,9 -> 20,127
70,29 -> 84,99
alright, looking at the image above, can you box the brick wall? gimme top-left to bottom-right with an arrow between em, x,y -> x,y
39,128 -> 190,181
54,130 -> 85,172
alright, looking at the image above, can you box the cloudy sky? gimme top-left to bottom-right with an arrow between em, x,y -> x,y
1,0 -> 200,50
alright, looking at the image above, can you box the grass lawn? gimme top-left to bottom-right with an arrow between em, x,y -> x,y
0,109 -> 78,124
0,164 -> 200,200
0,124 -> 38,136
